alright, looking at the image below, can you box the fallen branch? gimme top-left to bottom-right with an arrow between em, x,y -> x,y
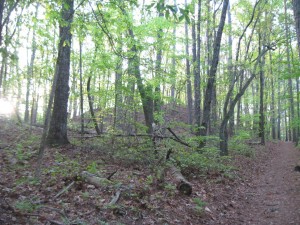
106,170 -> 118,180
109,190 -> 121,205
75,133 -> 192,148
54,181 -> 75,199
167,127 -> 191,147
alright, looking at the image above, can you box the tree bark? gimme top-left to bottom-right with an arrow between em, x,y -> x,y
227,2 -> 234,136
46,0 -> 74,146
24,3 -> 39,123
184,0 -> 193,126
199,0 -> 229,148
194,0 -> 202,135
87,76 -> 101,135
258,33 -> 265,145
79,40 -> 84,136
154,5 -> 164,119
284,0 -> 297,143
293,0 -> 300,56
169,165 -> 192,196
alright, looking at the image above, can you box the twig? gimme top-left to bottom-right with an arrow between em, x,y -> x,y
109,190 -> 121,205
39,206 -> 69,221
54,181 -> 75,199
167,128 -> 191,147
106,170 -> 118,180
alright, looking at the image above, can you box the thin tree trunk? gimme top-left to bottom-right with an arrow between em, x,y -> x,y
87,76 -> 101,135
285,0 -> 296,142
258,33 -> 265,145
154,6 -> 164,119
269,52 -> 276,139
227,2 -> 234,136
185,0 -> 193,126
114,41 -> 123,130
24,4 -> 39,123
171,1 -> 176,102
194,0 -> 202,135
199,0 -> 229,148
79,40 -> 84,136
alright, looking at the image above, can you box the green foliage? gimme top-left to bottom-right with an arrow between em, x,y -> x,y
164,183 -> 176,195
145,175 -> 154,185
16,176 -> 40,186
16,143 -> 24,161
193,197 -> 206,214
86,161 -> 100,174
47,153 -> 81,178
229,130 -> 255,157
15,200 -> 39,213
176,146 -> 232,175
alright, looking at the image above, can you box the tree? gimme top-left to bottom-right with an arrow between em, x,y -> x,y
293,0 -> 300,55
199,0 -> 229,148
46,0 -> 74,146
184,0 -> 193,126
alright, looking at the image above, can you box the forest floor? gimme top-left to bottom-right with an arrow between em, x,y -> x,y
0,116 -> 300,225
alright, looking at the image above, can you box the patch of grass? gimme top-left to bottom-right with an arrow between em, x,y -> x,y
193,197 -> 206,214
46,153 -> 81,178
15,200 -> 39,213
86,161 -> 100,174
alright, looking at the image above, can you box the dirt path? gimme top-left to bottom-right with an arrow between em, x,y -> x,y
237,141 -> 300,225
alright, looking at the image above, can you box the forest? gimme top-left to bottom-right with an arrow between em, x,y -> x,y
0,0 -> 300,224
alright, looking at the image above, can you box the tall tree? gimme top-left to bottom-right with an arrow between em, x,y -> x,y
199,0 -> 229,147
293,0 -> 300,55
284,0 -> 296,143
46,0 -> 74,146
185,0 -> 193,126
194,0 -> 202,135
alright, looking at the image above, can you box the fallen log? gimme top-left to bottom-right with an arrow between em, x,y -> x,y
169,165 -> 192,196
80,171 -> 112,188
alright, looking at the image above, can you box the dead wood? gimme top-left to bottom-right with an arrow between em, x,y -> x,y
54,181 -> 75,199
80,171 -> 112,188
169,165 -> 192,196
76,131 -> 191,148
109,190 -> 121,205
106,170 -> 118,180
166,127 -> 191,147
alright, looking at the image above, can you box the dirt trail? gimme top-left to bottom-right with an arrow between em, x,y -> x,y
237,141 -> 300,225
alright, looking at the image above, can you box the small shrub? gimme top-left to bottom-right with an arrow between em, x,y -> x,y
193,197 -> 206,214
15,200 -> 38,213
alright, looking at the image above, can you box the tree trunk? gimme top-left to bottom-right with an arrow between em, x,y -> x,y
269,52 -> 276,139
194,0 -> 202,135
79,40 -> 84,136
184,0 -> 193,126
114,41 -> 123,130
220,47 -> 269,155
199,0 -> 229,148
127,28 -> 154,134
154,7 -> 164,119
258,33 -> 265,145
171,0 -> 176,102
227,2 -> 234,136
24,3 -> 39,123
46,0 -> 74,146
277,78 -> 281,140
284,0 -> 297,142
293,0 -> 300,55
